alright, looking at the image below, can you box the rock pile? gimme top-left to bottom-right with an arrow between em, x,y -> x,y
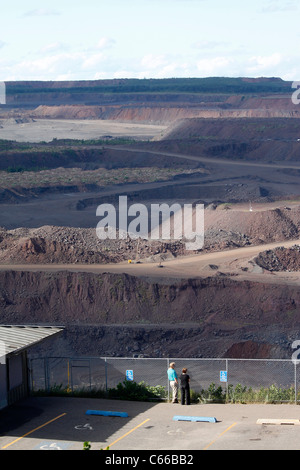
255,245 -> 300,272
0,225 -> 187,264
0,223 -> 256,265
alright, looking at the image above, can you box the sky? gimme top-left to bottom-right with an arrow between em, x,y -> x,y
0,0 -> 300,81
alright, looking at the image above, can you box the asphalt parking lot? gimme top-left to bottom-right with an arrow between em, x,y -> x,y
1,396 -> 300,451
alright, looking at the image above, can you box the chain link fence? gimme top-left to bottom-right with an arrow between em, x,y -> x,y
28,356 -> 300,403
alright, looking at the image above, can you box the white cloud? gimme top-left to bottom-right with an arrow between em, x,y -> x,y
141,54 -> 168,70
196,56 -> 233,76
261,0 -> 298,12
138,54 -> 193,79
192,40 -> 224,50
1,48 -> 113,80
40,42 -> 68,53
112,69 -> 136,79
0,35 -> 296,81
81,53 -> 106,70
22,8 -> 60,17
2,52 -> 82,80
19,54 -> 75,74
96,37 -> 116,49
247,53 -> 282,72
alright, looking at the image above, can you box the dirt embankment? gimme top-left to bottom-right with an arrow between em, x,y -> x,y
204,206 -> 300,245
1,270 -> 299,358
141,137 -> 300,162
146,117 -> 300,162
0,206 -> 299,265
30,105 -> 205,123
0,226 -> 187,265
2,88 -> 300,123
0,145 -> 199,173
22,102 -> 300,123
1,77 -> 298,127
255,245 -> 300,272
162,117 -> 300,141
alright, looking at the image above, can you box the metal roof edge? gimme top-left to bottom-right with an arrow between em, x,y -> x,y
0,325 -> 64,356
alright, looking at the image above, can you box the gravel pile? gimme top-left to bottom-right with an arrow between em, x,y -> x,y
255,245 -> 300,272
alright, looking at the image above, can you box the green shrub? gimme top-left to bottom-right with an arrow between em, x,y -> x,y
33,381 -> 298,404
227,383 -> 250,403
258,384 -> 296,404
107,380 -> 167,401
198,382 -> 226,403
33,384 -> 107,398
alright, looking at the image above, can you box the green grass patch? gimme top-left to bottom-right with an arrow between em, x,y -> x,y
33,381 -> 299,404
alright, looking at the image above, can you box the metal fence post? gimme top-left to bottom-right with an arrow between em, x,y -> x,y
88,358 -> 92,391
28,358 -> 33,393
295,362 -> 297,405
70,359 -> 73,394
45,357 -> 50,392
105,358 -> 108,392
167,358 -> 170,402
226,358 -> 229,396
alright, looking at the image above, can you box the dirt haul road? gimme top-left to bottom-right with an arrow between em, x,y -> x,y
102,145 -> 300,170
1,238 -> 300,285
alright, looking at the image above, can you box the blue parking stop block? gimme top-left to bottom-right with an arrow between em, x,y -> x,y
173,415 -> 217,423
86,410 -> 129,418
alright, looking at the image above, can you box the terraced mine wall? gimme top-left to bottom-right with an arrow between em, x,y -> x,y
1,270 -> 299,358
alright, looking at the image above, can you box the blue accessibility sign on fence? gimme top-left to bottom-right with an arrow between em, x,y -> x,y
220,370 -> 228,382
126,370 -> 134,381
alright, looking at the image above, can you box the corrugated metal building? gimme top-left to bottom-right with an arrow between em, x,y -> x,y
0,325 -> 63,410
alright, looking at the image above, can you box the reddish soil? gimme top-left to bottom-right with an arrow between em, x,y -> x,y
0,226 -> 187,265
2,99 -> 298,124
1,269 -> 299,359
0,203 -> 300,360
1,79 -> 300,360
1,204 -> 300,265
255,245 -> 300,272
163,117 -> 300,141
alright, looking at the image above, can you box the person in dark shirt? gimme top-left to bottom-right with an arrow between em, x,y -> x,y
180,368 -> 190,405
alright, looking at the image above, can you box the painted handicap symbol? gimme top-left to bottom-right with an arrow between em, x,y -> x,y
34,441 -> 71,450
40,442 -> 62,450
75,423 -> 93,430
